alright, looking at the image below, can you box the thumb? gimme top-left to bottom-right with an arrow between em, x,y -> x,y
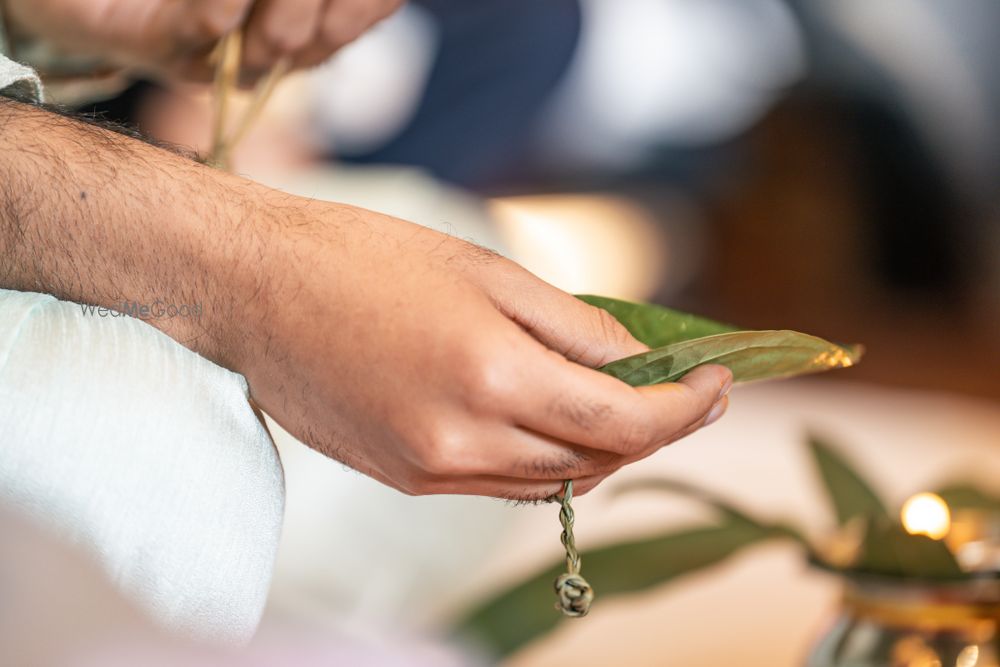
491,270 -> 648,368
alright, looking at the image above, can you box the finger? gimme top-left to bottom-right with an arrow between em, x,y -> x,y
513,356 -> 732,456
243,0 -> 326,73
147,0 -> 252,80
175,0 -> 254,49
291,0 -> 402,69
484,269 -> 649,368
406,472 -> 611,501
404,396 -> 730,486
621,394 -> 731,467
364,449 -> 612,501
407,423 -> 627,481
320,0 -> 388,48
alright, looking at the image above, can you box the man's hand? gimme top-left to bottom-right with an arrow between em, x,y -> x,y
0,98 -> 731,502
4,0 -> 404,83
226,196 -> 732,501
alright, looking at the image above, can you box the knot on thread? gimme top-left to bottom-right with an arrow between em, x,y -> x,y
552,479 -> 594,617
554,572 -> 594,617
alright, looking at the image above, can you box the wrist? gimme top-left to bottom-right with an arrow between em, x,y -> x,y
198,184 -> 310,379
0,98 -> 275,375
167,177 -> 279,374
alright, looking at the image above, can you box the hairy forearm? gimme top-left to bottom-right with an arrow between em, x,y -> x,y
0,96 -> 268,367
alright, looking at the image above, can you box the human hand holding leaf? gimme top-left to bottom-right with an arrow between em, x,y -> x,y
546,296 -> 862,619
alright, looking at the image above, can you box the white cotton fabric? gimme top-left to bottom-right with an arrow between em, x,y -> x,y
0,289 -> 285,645
0,53 -> 43,101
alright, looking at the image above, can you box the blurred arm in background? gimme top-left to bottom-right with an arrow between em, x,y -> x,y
2,0 -> 403,83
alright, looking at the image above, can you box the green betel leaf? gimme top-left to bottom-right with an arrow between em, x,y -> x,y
852,519 -> 964,580
454,515 -> 778,659
808,435 -> 891,527
576,295 -> 738,348
614,478 -> 813,553
934,484 -> 1000,513
598,330 -> 862,386
576,296 -> 863,386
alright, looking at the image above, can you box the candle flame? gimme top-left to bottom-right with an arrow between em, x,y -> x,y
901,492 -> 951,540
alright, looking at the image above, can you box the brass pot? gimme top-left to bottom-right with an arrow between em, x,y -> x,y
807,576 -> 1000,667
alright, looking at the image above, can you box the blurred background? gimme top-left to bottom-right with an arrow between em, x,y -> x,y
52,0 -> 1000,664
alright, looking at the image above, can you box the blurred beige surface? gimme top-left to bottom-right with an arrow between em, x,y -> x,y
0,289 -> 284,646
496,379 -> 1000,667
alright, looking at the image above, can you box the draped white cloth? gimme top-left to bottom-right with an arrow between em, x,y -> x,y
0,289 -> 285,644
0,49 -> 43,100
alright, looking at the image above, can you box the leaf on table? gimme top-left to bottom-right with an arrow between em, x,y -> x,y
808,435 -> 891,527
576,294 -> 737,348
852,518 -> 965,580
577,296 -> 862,386
454,515 -> 778,659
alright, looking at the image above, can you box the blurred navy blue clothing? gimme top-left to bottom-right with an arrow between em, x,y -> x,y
342,0 -> 582,189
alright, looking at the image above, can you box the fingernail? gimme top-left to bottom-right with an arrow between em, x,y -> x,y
717,376 -> 733,401
705,400 -> 726,426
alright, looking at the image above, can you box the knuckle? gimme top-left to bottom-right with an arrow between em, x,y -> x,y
411,423 -> 468,476
459,350 -> 514,407
613,418 -> 653,454
594,307 -> 633,348
591,450 -> 624,475
561,305 -> 637,365
550,392 -> 613,432
557,336 -> 595,365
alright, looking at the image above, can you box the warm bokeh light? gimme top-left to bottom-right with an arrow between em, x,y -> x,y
901,492 -> 952,540
956,645 -> 980,667
891,635 -> 943,667
488,194 -> 673,300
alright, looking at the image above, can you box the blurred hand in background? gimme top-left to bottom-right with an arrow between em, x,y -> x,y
3,0 -> 404,82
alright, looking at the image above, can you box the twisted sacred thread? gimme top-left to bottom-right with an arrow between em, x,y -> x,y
554,479 -> 594,617
207,30 -> 291,171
